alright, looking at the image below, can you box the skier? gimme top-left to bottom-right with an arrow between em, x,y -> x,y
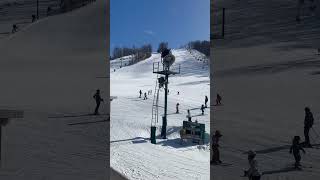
201,104 -> 205,115
303,107 -> 314,147
205,95 -> 208,108
31,15 -> 36,22
139,90 -> 142,98
93,89 -> 104,115
216,94 -> 222,105
143,92 -> 147,100
177,91 -> 180,95
175,103 -> 180,114
12,24 -> 18,33
243,151 -> 261,180
211,130 -> 222,164
47,6 -> 52,16
187,109 -> 192,122
290,136 -> 306,169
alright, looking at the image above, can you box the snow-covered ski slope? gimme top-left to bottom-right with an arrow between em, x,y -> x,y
111,49 -> 210,180
0,0 -> 107,179
213,0 -> 320,179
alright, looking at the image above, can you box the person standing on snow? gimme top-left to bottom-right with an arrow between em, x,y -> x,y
143,92 -> 147,100
211,130 -> 222,164
290,136 -> 306,169
93,89 -> 103,115
303,107 -> 314,147
201,104 -> 205,115
205,95 -> 208,108
12,24 -> 18,33
244,150 -> 261,180
176,103 -> 180,114
187,109 -> 192,122
139,90 -> 142,98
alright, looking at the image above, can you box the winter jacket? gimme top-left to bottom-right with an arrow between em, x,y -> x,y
93,93 -> 103,102
305,111 -> 314,128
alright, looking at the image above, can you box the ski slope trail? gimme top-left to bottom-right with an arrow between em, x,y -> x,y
212,0 -> 320,179
0,0 -> 107,179
111,49 -> 210,180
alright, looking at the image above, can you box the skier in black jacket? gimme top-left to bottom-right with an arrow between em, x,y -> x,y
93,89 -> 103,115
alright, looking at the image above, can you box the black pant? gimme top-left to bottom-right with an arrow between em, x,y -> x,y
212,145 -> 220,162
304,126 -> 311,145
94,101 -> 101,115
294,153 -> 301,167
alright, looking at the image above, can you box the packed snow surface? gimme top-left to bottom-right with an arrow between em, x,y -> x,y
111,49 -> 210,180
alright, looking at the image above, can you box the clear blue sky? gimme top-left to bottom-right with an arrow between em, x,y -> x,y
111,0 -> 209,52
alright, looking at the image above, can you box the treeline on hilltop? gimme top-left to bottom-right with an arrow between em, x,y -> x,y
156,41 -> 209,57
111,44 -> 152,61
186,40 -> 210,57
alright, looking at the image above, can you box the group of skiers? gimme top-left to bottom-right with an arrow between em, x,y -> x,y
139,90 -> 149,100
211,107 -> 317,179
184,96 -> 209,121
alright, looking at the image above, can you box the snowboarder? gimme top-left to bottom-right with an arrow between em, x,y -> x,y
176,103 -> 180,114
290,136 -> 306,169
12,24 -> 18,33
205,95 -> 208,108
243,150 -> 261,180
187,109 -> 192,122
93,89 -> 103,115
143,92 -> 147,100
31,15 -> 36,22
139,90 -> 142,98
303,107 -> 314,147
177,91 -> 180,95
216,94 -> 222,105
201,104 -> 205,115
211,130 -> 222,164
